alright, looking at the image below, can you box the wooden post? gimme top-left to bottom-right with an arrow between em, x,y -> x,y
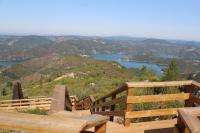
93,101 -> 96,113
124,87 -> 133,126
184,85 -> 194,107
49,85 -> 72,114
102,98 -> 106,112
177,114 -> 186,133
95,122 -> 107,133
97,101 -> 100,112
110,94 -> 116,121
12,81 -> 24,100
89,95 -> 95,113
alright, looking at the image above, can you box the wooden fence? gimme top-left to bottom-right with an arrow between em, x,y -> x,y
0,97 -> 52,110
75,95 -> 95,112
91,80 -> 200,126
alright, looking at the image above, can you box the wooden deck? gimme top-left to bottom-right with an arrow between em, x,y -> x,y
0,80 -> 200,133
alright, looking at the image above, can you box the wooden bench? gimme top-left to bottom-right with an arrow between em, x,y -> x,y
177,107 -> 200,133
0,85 -> 109,133
0,111 -> 108,133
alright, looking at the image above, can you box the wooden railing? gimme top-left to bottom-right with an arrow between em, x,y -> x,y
0,97 -> 52,110
91,80 -> 200,126
76,95 -> 95,112
92,83 -> 128,122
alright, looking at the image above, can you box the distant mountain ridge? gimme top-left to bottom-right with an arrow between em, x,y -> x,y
0,35 -> 200,61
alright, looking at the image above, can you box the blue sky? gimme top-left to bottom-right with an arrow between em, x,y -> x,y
0,0 -> 199,41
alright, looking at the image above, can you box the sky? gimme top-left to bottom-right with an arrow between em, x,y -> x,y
0,0 -> 199,41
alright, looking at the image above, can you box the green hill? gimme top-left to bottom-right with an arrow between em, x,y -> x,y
0,54 -> 137,99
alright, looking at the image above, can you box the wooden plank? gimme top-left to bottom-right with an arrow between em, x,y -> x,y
178,108 -> 200,133
28,96 -> 48,99
125,108 -> 178,118
127,93 -> 190,103
93,111 -> 124,116
0,98 -> 52,103
50,112 -> 109,130
0,111 -> 86,133
130,119 -> 177,128
0,104 -> 51,110
0,101 -> 52,107
80,114 -> 109,130
92,96 -> 126,108
95,123 -> 106,133
126,80 -> 193,88
192,80 -> 200,88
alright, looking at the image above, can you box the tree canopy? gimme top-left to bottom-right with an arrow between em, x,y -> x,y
163,59 -> 180,81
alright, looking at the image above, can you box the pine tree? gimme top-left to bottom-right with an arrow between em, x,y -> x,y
2,88 -> 7,96
163,59 -> 180,81
140,66 -> 159,81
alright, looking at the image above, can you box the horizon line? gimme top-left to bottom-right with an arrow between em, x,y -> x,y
0,33 -> 199,42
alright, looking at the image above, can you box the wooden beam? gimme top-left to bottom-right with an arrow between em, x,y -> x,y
126,80 -> 193,88
95,123 -> 106,133
95,84 -> 128,102
93,111 -> 124,116
0,101 -> 51,107
178,108 -> 200,133
127,93 -> 190,103
192,81 -> 200,88
49,85 -> 72,114
92,96 -> 126,108
12,81 -> 24,100
0,98 -> 52,103
0,104 -> 51,110
110,94 -> 116,121
125,108 -> 178,118
0,111 -> 85,133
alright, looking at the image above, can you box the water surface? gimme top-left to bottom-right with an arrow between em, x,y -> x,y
93,53 -> 163,75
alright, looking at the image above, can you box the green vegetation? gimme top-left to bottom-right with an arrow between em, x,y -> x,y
163,59 -> 181,81
139,66 -> 159,81
194,72 -> 200,82
18,108 -> 48,115
0,55 -> 137,99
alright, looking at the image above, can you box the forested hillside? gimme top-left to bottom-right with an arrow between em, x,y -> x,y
0,54 -> 137,99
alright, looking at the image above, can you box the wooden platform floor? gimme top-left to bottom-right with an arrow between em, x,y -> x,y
74,110 -> 179,133
85,118 -> 179,133
106,119 -> 179,133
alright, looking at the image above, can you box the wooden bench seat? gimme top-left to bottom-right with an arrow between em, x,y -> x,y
177,107 -> 200,133
0,111 -> 109,133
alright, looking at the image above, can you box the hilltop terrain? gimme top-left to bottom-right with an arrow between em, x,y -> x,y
0,54 -> 137,99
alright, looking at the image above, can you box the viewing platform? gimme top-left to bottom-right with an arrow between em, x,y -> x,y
0,80 -> 200,133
